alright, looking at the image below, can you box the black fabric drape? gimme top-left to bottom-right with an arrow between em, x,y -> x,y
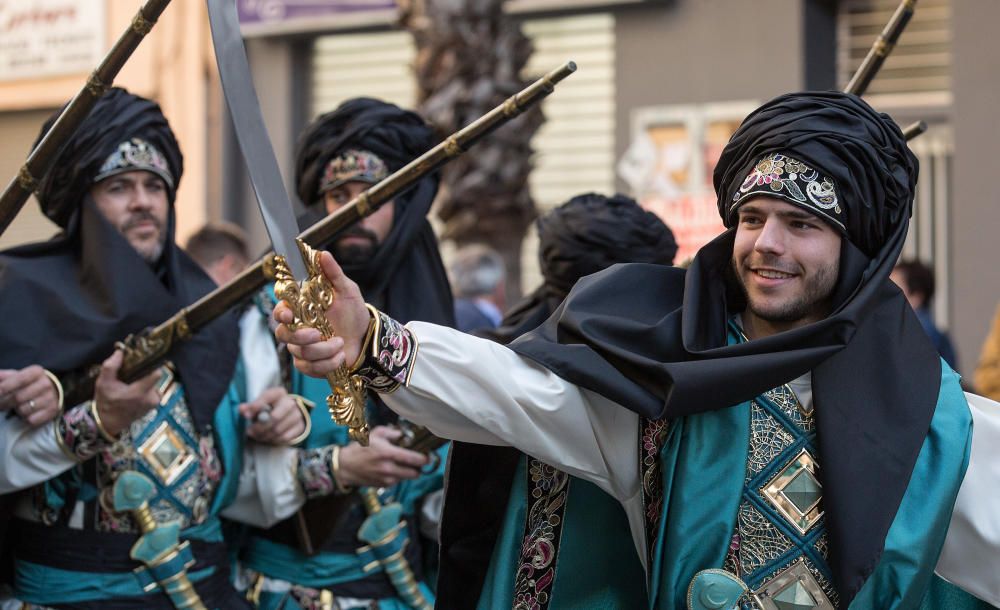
0,89 -> 238,432
510,92 -> 939,603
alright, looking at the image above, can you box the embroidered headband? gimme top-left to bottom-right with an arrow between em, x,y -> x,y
318,149 -> 389,196
93,137 -> 175,188
729,152 -> 844,232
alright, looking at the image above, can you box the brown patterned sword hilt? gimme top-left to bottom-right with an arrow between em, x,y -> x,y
273,240 -> 370,445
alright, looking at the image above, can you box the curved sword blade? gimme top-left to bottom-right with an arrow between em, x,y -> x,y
206,0 -> 307,279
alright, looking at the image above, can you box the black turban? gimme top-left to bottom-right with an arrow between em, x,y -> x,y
293,98 -> 453,328
36,88 -> 184,230
488,193 -> 677,344
295,97 -> 438,207
715,91 -> 918,258
538,192 -> 677,298
0,88 -> 238,433
509,91 -> 941,603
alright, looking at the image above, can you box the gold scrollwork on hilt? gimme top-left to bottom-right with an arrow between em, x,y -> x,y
272,240 -> 371,445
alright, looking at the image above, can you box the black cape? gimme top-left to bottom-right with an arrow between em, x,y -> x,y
510,92 -> 940,603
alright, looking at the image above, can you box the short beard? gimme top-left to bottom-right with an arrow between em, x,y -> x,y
732,255 -> 838,324
137,240 -> 165,264
332,226 -> 379,266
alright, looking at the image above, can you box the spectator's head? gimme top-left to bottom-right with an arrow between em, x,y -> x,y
891,259 -> 935,310
185,222 -> 250,286
450,244 -> 506,309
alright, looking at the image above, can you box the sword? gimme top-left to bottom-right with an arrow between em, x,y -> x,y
207,0 -> 370,442
112,471 -> 207,610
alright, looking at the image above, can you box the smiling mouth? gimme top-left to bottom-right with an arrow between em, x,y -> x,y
753,268 -> 796,280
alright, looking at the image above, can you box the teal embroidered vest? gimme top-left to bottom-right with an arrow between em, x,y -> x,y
648,325 -> 973,609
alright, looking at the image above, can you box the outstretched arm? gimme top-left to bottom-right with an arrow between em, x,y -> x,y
272,251 -> 641,504
934,392 -> 1000,606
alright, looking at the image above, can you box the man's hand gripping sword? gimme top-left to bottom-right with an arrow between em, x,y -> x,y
273,241 -> 369,444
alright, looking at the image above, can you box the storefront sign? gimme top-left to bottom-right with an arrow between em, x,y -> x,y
620,102 -> 758,262
0,0 -> 105,82
238,0 -> 396,29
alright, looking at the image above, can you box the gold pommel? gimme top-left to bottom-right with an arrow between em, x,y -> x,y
273,241 -> 370,444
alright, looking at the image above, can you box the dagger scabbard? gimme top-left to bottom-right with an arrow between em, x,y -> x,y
273,242 -> 370,444
0,0 -> 173,237
57,62 -> 576,409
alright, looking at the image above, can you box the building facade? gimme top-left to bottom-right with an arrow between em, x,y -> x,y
1,0 -> 998,375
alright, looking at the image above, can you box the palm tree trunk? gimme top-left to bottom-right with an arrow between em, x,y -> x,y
400,0 -> 542,300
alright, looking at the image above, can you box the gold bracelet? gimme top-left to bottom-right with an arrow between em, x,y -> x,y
42,369 -> 65,412
330,445 -> 354,494
285,394 -> 314,446
348,306 -> 379,373
89,399 -> 118,443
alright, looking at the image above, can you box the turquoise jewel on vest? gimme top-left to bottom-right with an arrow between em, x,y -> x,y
687,569 -> 747,610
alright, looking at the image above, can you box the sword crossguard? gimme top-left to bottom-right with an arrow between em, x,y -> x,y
273,240 -> 370,445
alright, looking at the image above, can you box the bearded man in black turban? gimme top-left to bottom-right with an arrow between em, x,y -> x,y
235,97 -> 453,610
0,88 -> 311,609
277,91 -> 1000,609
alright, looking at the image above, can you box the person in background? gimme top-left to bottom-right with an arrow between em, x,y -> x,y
891,258 -> 959,371
185,221 -> 251,286
450,243 -> 506,333
973,304 -> 1000,401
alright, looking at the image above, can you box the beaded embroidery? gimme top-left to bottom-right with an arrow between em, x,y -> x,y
55,402 -> 112,462
318,148 -> 388,195
297,445 -> 343,500
97,371 -> 219,532
724,383 -> 838,609
357,309 -> 418,394
639,417 -> 669,567
729,152 -> 843,230
511,458 -> 570,610
94,137 -> 174,187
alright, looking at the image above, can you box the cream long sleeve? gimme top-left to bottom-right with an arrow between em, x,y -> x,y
379,322 -> 1000,598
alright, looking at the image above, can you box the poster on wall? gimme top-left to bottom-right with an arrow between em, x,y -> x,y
0,0 -> 105,82
619,102 -> 758,263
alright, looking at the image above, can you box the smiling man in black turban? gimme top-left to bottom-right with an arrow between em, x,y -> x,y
0,88 -> 311,609
235,97 -> 454,610
276,91 -> 1000,609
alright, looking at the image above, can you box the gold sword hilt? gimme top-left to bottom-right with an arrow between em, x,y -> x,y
273,239 -> 370,445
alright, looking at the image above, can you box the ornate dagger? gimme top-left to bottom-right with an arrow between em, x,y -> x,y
112,471 -> 207,610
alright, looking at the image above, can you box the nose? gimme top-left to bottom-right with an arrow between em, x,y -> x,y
753,216 -> 786,256
129,183 -> 154,211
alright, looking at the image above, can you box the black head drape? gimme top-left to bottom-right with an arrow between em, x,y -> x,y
294,97 -> 453,327
510,92 -> 939,603
438,193 -> 677,607
0,88 -> 238,432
